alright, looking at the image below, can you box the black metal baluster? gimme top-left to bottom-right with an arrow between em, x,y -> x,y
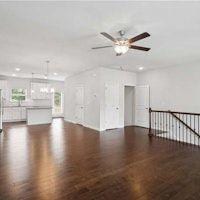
156,112 -> 157,135
155,112 -> 157,135
159,112 -> 161,135
176,114 -> 177,141
184,114 -> 186,143
194,115 -> 196,146
186,114 -> 188,144
163,112 -> 165,138
161,112 -> 162,136
190,115 -> 192,144
198,115 -> 200,146
159,112 -> 161,136
171,113 -> 173,140
165,112 -> 166,138
153,112 -> 154,135
169,112 -> 170,140
160,112 -> 161,136
179,113 -> 181,143
186,115 -> 188,145
182,114 -> 184,142
172,114 -> 174,141
157,112 -> 159,135
154,112 -> 156,135
162,112 -> 164,137
166,113 -> 168,139
149,109 -> 151,135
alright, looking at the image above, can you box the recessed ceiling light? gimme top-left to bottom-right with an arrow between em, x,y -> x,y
139,67 -> 144,70
15,67 -> 21,71
12,73 -> 16,77
53,72 -> 58,75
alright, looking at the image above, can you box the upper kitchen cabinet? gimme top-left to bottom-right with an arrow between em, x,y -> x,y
0,80 -> 8,99
31,82 -> 52,99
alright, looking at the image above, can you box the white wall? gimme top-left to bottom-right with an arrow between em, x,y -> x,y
64,67 -> 137,131
138,64 -> 200,113
64,68 -> 101,130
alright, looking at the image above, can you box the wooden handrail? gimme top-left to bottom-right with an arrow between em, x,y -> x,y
150,109 -> 200,116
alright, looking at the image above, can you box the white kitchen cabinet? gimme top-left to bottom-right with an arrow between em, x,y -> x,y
3,108 -> 12,121
12,107 -> 21,120
21,107 -> 26,120
0,80 -> 8,99
3,107 -> 26,122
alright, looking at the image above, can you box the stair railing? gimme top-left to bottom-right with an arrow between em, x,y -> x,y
149,108 -> 200,146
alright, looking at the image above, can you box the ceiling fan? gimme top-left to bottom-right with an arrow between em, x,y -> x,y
92,30 -> 150,56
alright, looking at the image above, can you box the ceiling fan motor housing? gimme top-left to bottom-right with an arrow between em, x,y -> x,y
119,30 -> 125,37
115,38 -> 129,46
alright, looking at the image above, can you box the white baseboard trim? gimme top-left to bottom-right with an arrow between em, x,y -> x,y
83,124 -> 100,131
64,118 -> 100,131
64,118 -> 76,124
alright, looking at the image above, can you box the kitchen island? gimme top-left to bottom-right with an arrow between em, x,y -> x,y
26,107 -> 52,125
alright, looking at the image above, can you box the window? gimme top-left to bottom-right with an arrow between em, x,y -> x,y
11,89 -> 27,101
53,92 -> 63,116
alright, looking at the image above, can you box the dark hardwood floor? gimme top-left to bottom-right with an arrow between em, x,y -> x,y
0,118 -> 200,200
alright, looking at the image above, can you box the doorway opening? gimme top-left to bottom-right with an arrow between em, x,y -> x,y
52,92 -> 64,117
124,85 -> 150,128
124,86 -> 135,127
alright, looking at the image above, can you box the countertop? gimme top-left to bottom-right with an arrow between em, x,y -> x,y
3,106 -> 29,108
26,106 -> 52,110
3,106 -> 52,109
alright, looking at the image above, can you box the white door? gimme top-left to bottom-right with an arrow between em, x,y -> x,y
75,86 -> 84,125
135,85 -> 150,128
105,83 -> 120,129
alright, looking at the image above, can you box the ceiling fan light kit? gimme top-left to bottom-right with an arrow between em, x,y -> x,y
114,44 -> 129,54
92,30 -> 151,56
114,38 -> 129,54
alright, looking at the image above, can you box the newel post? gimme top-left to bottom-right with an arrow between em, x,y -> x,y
149,107 -> 152,135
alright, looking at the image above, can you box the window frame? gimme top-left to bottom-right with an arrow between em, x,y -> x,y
11,88 -> 27,102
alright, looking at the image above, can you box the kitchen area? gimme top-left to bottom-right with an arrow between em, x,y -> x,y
0,76 -> 64,128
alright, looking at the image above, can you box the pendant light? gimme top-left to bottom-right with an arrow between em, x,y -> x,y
31,73 -> 35,93
40,61 -> 54,93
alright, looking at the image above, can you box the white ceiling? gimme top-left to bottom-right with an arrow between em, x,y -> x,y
0,1 -> 200,81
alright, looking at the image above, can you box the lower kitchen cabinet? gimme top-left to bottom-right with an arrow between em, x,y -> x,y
21,107 -> 27,120
3,108 -> 12,121
3,107 -> 27,122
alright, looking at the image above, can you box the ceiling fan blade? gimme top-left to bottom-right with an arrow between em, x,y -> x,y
130,45 -> 151,51
129,32 -> 150,43
92,45 -> 113,50
116,53 -> 122,56
101,32 -> 116,42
